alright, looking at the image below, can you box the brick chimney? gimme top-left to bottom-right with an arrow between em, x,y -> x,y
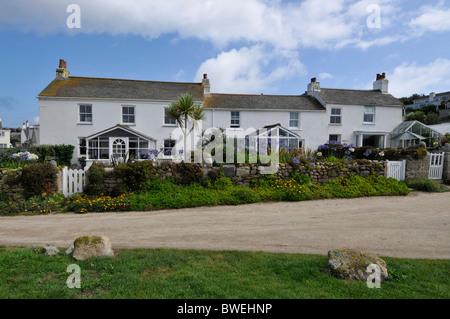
307,77 -> 320,95
56,59 -> 70,79
373,72 -> 388,93
202,73 -> 210,98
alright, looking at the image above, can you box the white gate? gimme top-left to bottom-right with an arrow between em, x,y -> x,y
62,167 -> 86,197
428,152 -> 445,180
386,160 -> 406,181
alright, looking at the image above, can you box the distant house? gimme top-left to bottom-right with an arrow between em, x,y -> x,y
38,60 -> 404,164
20,121 -> 40,147
405,91 -> 450,114
0,118 -> 11,148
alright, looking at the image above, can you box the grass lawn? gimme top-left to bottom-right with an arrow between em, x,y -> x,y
0,246 -> 448,299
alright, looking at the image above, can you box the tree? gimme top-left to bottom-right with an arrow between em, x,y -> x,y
167,93 -> 205,162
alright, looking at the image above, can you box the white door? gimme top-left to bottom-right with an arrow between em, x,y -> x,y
111,137 -> 128,162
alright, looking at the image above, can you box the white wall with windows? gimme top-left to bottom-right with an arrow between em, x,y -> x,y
39,98 -> 182,162
326,104 -> 402,147
0,130 -> 10,148
39,96 -> 403,164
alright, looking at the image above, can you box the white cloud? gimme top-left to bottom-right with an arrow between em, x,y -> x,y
388,58 -> 450,97
318,72 -> 333,80
194,45 -> 306,94
0,0 -> 404,50
409,3 -> 450,33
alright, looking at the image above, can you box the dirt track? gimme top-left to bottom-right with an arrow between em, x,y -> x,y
0,192 -> 449,259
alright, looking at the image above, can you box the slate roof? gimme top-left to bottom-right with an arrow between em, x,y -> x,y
203,93 -> 325,111
314,88 -> 403,107
38,76 -> 204,101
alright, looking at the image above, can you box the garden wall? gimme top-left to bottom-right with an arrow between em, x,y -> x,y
1,152 -> 449,198
404,154 -> 430,180
0,168 -> 23,197
100,160 -> 386,192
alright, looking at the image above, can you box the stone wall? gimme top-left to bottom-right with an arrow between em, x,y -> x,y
405,154 -> 430,180
212,160 -> 385,186
0,168 -> 23,197
100,160 -> 386,191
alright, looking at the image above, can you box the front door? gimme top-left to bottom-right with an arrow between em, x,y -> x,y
111,137 -> 128,162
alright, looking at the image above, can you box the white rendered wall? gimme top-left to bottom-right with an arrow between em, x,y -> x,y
0,130 -> 10,147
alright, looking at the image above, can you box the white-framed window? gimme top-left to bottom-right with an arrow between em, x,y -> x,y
78,138 -> 87,157
330,108 -> 341,124
289,112 -> 299,128
164,108 -> 177,125
122,106 -> 135,124
231,111 -> 240,127
88,137 -> 109,160
0,144 -> 7,148
0,131 -> 5,137
163,139 -> 176,156
363,106 -> 375,123
329,134 -> 341,143
79,104 -> 92,123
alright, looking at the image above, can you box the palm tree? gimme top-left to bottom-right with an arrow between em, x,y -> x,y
167,93 -> 205,162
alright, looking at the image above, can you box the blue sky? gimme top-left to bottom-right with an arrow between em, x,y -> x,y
1,0 -> 450,128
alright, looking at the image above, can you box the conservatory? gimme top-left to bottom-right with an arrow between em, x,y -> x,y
390,121 -> 442,148
84,124 -> 157,162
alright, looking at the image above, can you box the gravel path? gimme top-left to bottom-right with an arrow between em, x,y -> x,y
0,192 -> 449,259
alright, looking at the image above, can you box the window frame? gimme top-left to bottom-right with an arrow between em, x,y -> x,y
163,138 -> 176,156
79,104 -> 93,124
122,105 -> 136,125
78,137 -> 87,157
289,112 -> 300,128
330,107 -> 342,125
363,106 -> 376,124
164,107 -> 177,126
230,111 -> 240,128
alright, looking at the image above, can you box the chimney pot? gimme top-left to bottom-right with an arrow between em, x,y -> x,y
59,59 -> 67,69
311,77 -> 316,83
203,74 -> 208,79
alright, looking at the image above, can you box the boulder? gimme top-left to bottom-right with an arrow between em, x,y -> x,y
72,235 -> 114,261
328,249 -> 388,282
42,245 -> 60,256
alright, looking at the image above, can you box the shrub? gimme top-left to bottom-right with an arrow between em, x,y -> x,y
405,178 -> 449,192
0,194 -> 26,215
84,162 -> 106,195
113,161 -> 154,192
172,162 -> 204,186
19,163 -> 59,199
206,168 -> 224,183
30,144 -> 75,166
212,176 -> 233,190
291,172 -> 311,185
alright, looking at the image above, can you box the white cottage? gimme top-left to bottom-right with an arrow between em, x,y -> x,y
0,118 -> 11,149
38,60 -> 404,164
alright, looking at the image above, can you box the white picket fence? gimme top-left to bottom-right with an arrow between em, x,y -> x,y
428,152 -> 445,180
62,166 -> 86,197
386,160 -> 406,181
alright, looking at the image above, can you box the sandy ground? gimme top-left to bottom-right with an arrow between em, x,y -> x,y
0,192 -> 449,259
